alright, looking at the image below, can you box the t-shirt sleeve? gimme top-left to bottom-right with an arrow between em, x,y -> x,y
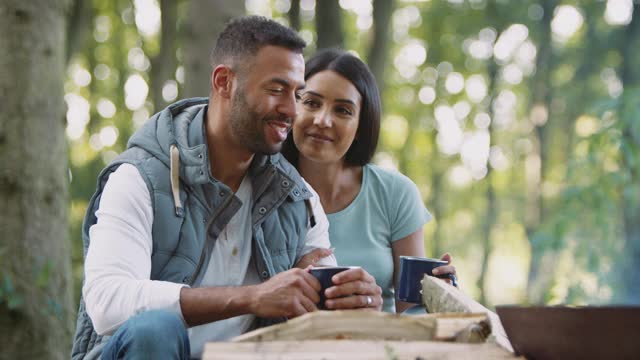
388,171 -> 432,242
299,179 -> 337,267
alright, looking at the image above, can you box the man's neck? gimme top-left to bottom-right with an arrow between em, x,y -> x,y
205,104 -> 254,192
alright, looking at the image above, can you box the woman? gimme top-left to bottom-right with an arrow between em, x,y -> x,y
285,49 -> 456,313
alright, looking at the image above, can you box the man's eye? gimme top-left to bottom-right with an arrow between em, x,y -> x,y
269,88 -> 284,94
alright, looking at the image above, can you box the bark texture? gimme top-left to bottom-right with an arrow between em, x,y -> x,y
0,0 -> 74,359
183,0 -> 244,98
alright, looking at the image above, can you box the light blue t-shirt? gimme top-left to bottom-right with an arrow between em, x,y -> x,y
327,164 -> 432,313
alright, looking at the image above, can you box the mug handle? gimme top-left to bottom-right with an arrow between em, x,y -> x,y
435,273 -> 458,288
448,274 -> 458,288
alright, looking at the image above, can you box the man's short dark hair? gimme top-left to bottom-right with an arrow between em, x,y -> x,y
282,49 -> 381,167
210,16 -> 306,73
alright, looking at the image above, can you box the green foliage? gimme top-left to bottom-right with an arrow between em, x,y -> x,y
64,0 -> 640,307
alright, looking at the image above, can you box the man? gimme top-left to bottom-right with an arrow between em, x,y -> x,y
71,16 -> 382,359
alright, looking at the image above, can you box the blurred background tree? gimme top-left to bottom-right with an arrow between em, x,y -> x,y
2,0 -> 639,357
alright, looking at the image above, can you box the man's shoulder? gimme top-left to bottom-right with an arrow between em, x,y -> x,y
257,153 -> 312,201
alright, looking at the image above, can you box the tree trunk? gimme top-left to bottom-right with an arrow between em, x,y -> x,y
618,2 -> 640,304
183,0 -> 244,98
150,0 -> 178,112
477,41 -> 500,306
289,0 -> 301,32
315,0 -> 343,50
525,0 -> 555,304
366,0 -> 395,93
0,1 -> 74,359
65,0 -> 92,62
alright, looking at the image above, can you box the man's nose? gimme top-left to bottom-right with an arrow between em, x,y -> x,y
278,92 -> 298,119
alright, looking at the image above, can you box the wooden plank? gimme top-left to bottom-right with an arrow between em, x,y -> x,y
421,275 -> 514,353
232,310 -> 489,343
204,340 -> 521,360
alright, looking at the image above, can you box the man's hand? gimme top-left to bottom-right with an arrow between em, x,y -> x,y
248,267 -> 321,318
294,248 -> 334,268
323,267 -> 383,311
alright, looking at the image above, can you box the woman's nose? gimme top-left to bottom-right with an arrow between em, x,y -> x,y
313,109 -> 332,128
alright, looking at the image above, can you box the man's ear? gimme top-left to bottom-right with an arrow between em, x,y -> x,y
211,65 -> 234,99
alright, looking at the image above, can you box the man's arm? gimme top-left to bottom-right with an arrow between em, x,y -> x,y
84,165 -> 323,334
83,164 -> 186,335
179,267 -> 321,326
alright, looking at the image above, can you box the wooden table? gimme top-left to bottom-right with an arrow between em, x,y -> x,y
204,340 -> 520,359
204,277 -> 521,359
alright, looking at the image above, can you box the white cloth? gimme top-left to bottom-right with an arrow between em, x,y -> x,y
83,164 -> 335,356
187,174 -> 257,356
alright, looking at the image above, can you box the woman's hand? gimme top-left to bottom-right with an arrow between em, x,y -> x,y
432,253 -> 458,287
294,248 -> 334,268
323,267 -> 383,311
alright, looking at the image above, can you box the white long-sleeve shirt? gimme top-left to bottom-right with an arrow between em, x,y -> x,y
83,164 -> 335,356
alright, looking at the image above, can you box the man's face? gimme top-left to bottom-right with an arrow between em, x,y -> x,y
228,45 -> 305,155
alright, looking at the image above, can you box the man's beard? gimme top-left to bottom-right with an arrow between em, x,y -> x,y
229,87 -> 290,155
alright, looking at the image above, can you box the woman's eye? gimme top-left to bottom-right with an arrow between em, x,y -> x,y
303,99 -> 320,108
337,107 -> 353,116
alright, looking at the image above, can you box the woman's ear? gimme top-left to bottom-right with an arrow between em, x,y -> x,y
211,65 -> 234,99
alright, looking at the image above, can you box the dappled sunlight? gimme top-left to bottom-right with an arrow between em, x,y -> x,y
246,0 -> 273,17
494,24 -> 528,64
133,108 -> 151,129
575,115 -> 599,138
394,40 -> 428,79
444,72 -> 464,94
381,115 -> 409,150
53,0 -> 640,317
418,86 -> 436,104
70,64 -> 92,87
473,112 -> 491,130
65,93 -> 90,141
448,164 -> 472,188
97,98 -> 116,119
485,222 -> 530,306
339,0 -> 374,31
605,0 -> 633,26
124,74 -> 149,110
551,5 -> 583,42
99,126 -> 119,147
460,130 -> 490,180
127,47 -> 150,72
162,80 -> 179,102
465,74 -> 487,103
435,105 -> 463,155
134,0 -> 161,38
93,15 -> 111,43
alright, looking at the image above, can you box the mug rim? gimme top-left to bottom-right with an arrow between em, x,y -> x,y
309,265 -> 361,271
400,256 -> 448,264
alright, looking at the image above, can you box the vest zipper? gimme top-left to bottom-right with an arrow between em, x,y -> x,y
188,192 -> 235,286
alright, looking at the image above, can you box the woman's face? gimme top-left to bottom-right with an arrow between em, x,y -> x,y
293,70 -> 362,165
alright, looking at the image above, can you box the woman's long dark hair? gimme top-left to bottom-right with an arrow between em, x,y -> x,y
281,48 -> 381,167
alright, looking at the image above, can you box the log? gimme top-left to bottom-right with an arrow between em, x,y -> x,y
204,340 -> 520,360
421,275 -> 514,353
232,310 -> 490,343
